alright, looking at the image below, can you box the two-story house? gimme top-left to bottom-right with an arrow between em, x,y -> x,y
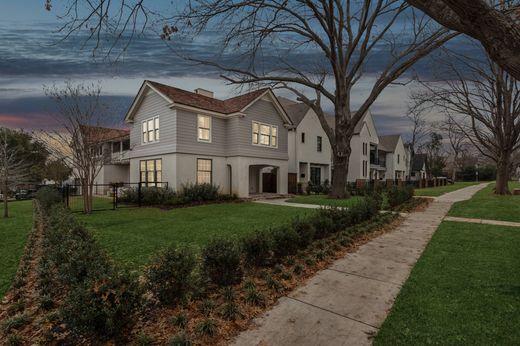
280,98 -> 332,192
123,80 -> 293,198
378,135 -> 408,180
349,110 -> 380,182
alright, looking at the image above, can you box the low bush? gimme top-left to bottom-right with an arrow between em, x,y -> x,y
145,246 -> 197,305
169,331 -> 192,346
60,269 -> 142,338
387,185 -> 414,208
181,183 -> 220,203
271,225 -> 300,258
35,187 -> 62,211
202,239 -> 242,286
292,218 -> 316,247
241,230 -> 273,267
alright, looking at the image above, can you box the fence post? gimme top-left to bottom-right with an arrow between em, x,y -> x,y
65,185 -> 70,208
112,184 -> 117,210
138,182 -> 142,208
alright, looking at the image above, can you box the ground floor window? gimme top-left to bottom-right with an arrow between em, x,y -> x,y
140,159 -> 162,186
310,166 -> 321,185
197,158 -> 212,184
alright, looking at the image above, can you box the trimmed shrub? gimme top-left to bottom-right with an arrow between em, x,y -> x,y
271,225 -> 300,258
145,246 -> 197,305
241,230 -> 273,267
202,239 -> 242,286
310,213 -> 335,239
60,269 -> 142,338
292,218 -> 316,247
169,331 -> 192,346
387,185 -> 414,208
119,187 -> 177,206
35,187 -> 62,212
181,183 -> 220,203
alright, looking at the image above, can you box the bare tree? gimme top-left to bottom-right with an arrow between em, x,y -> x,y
43,82 -> 109,213
406,93 -> 431,159
419,50 -> 520,194
0,128 -> 32,218
437,115 -> 467,181
407,0 -> 520,80
45,1 -> 457,197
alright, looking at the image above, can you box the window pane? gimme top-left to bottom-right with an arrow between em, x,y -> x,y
155,159 -> 162,171
260,134 -> 270,145
252,133 -> 258,144
198,115 -> 209,128
148,130 -> 154,142
260,125 -> 270,135
271,126 -> 277,137
155,128 -> 159,141
197,172 -> 211,184
140,161 -> 146,171
252,122 -> 259,133
154,117 -> 159,129
148,119 -> 154,131
142,122 -> 147,133
147,160 -> 155,172
140,172 -> 146,182
271,135 -> 277,147
156,171 -> 162,183
147,171 -> 155,182
198,128 -> 210,141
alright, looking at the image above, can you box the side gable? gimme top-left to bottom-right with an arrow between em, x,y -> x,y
363,110 -> 379,143
241,89 -> 293,126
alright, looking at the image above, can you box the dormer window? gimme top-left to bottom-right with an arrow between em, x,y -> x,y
142,116 -> 159,144
197,115 -> 211,142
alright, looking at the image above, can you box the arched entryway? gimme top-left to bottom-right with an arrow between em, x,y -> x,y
249,164 -> 280,195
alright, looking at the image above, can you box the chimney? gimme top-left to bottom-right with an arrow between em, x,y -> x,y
194,88 -> 214,98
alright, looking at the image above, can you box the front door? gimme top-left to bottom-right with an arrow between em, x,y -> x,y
262,172 -> 277,193
310,166 -> 321,185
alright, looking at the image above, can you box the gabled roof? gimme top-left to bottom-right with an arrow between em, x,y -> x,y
125,80 -> 292,125
278,97 -> 310,126
378,135 -> 401,152
412,153 -> 427,171
148,80 -> 268,114
79,125 -> 129,143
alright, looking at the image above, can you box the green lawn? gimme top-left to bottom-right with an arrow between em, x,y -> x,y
79,202 -> 312,270
414,181 -> 480,197
375,221 -> 520,345
68,195 -> 114,212
449,181 -> 520,222
0,200 -> 33,298
287,194 -> 366,208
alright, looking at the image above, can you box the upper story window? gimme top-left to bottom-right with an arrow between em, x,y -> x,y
301,132 -> 305,143
252,121 -> 278,148
198,115 -> 211,142
397,154 -> 400,164
317,136 -> 322,152
142,116 -> 159,144
363,143 -> 367,155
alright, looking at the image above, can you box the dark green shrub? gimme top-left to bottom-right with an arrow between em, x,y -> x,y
1,314 -> 28,332
39,294 -> 54,311
387,185 -> 414,208
310,213 -> 334,239
292,218 -> 315,247
169,331 -> 192,346
293,264 -> 304,275
199,299 -> 216,316
135,332 -> 155,346
60,269 -> 142,338
35,186 -> 62,212
241,230 -> 273,267
202,239 -> 242,286
7,334 -> 23,346
221,287 -> 235,302
181,183 -> 220,203
271,225 -> 300,258
245,288 -> 265,306
145,246 -> 197,305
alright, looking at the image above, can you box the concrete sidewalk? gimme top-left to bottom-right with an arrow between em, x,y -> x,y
231,183 -> 489,346
444,215 -> 520,227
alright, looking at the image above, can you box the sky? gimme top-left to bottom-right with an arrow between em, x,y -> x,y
0,0 -> 482,138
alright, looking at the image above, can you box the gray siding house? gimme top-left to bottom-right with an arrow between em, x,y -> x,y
123,80 -> 293,197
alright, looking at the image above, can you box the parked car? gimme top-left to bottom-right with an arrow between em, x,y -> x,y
15,189 -> 36,200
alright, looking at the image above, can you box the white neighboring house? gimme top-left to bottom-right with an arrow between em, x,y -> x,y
378,135 -> 408,180
410,153 -> 428,181
349,110 -> 380,182
280,98 -> 332,192
123,80 -> 293,198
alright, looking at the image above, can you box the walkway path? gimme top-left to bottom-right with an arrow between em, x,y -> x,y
231,183 -> 489,346
443,216 -> 520,227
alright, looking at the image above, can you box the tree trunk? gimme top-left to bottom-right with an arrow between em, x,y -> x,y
330,140 -> 352,199
495,157 -> 511,195
3,179 -> 8,218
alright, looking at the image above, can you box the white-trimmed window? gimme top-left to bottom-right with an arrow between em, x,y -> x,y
197,158 -> 212,184
197,115 -> 211,142
142,116 -> 159,144
252,121 -> 278,147
140,159 -> 162,186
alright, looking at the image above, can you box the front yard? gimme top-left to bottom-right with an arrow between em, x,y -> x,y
413,181 -> 480,197
79,202 -> 311,269
449,181 -> 520,222
375,221 -> 520,345
287,194 -> 366,208
0,201 -> 33,298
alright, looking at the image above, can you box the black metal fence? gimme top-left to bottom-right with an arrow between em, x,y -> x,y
63,182 -> 169,213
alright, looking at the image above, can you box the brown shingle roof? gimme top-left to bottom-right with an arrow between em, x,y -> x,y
147,80 -> 269,114
79,125 -> 129,143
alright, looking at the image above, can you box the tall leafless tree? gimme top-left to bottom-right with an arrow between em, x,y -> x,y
43,82 -> 109,213
407,0 -> 520,80
406,93 -> 431,163
45,1 -> 456,197
419,51 -> 520,195
0,128 -> 32,218
437,115 -> 467,181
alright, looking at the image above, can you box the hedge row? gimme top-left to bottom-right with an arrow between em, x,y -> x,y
387,185 -> 414,208
35,187 -> 142,339
119,183 -> 236,207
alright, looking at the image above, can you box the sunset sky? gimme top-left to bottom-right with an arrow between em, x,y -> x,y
0,0 -> 482,138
